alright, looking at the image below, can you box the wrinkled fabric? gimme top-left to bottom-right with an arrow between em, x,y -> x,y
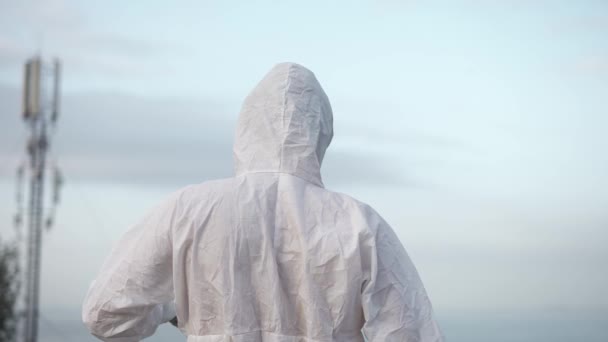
82,62 -> 444,342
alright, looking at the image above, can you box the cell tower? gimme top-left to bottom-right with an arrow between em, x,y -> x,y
14,55 -> 63,342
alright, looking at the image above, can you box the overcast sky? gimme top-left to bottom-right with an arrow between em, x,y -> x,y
1,1 -> 607,341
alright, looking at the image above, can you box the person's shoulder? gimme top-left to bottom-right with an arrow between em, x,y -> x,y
325,190 -> 397,242
166,177 -> 236,205
321,187 -> 372,210
183,177 -> 235,193
321,188 -> 386,225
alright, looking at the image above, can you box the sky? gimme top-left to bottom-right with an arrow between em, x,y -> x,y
1,0 -> 607,341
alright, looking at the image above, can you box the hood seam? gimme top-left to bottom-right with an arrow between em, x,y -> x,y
236,171 -> 325,188
278,64 -> 293,177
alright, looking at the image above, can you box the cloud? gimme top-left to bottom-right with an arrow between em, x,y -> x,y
0,0 -> 83,32
372,0 -> 418,10
322,149 -> 425,189
0,0 -> 191,80
0,32 -> 180,80
0,34 -> 29,67
0,84 -> 416,188
575,55 -> 608,75
549,15 -> 608,35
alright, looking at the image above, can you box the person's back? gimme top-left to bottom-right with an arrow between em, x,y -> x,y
83,63 -> 444,342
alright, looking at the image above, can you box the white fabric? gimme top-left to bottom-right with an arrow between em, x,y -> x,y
82,62 -> 444,342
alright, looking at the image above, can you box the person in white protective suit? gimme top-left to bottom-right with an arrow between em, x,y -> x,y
82,62 -> 444,342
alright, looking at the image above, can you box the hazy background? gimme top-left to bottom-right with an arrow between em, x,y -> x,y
1,0 -> 607,341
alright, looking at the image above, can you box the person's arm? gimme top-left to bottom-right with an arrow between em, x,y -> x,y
82,194 -> 181,342
360,211 -> 444,342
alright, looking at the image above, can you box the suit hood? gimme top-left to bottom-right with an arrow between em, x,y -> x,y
233,63 -> 333,187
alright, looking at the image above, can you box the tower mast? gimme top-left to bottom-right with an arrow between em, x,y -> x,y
17,56 -> 62,342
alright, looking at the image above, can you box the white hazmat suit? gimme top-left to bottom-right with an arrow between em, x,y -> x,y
82,63 -> 444,342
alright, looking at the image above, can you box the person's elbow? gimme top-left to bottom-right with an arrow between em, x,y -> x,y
82,298 -> 109,340
82,294 -> 163,342
82,296 -> 124,341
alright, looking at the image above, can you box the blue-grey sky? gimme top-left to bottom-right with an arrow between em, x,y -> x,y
1,1 -> 607,341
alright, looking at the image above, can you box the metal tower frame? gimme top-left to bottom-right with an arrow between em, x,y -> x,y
16,55 -> 62,342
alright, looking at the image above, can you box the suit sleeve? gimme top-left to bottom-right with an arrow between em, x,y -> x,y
82,194 -> 180,342
360,211 -> 444,342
